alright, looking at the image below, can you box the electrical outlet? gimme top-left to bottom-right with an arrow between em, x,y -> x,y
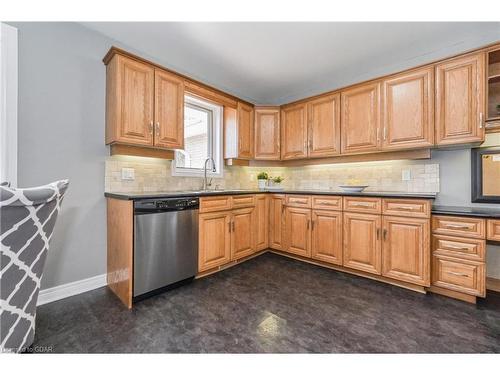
401,169 -> 411,181
121,168 -> 135,181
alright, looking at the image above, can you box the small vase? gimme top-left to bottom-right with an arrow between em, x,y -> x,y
258,180 -> 267,190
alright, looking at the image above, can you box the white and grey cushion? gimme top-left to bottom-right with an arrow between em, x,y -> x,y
0,180 -> 69,353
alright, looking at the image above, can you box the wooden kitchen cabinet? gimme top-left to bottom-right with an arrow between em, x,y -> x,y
269,194 -> 285,250
281,103 -> 308,160
307,93 -> 341,157
154,69 -> 184,149
341,82 -> 382,154
382,67 -> 434,150
284,206 -> 311,257
231,207 -> 255,260
224,102 -> 255,160
105,54 -> 155,146
311,210 -> 343,265
198,211 -> 232,272
382,216 -> 430,286
343,212 -> 382,274
435,52 -> 486,145
254,107 -> 280,160
254,195 -> 270,251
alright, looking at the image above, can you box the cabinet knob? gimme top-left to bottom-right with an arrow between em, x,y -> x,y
479,112 -> 484,129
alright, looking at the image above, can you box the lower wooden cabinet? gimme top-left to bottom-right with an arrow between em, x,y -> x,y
254,195 -> 269,251
432,254 -> 485,297
284,206 -> 311,257
231,207 -> 255,260
381,216 -> 430,286
343,212 -> 382,274
198,211 -> 232,272
311,210 -> 342,265
269,194 -> 285,250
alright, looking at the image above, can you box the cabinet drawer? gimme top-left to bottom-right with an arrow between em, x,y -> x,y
432,234 -> 485,261
200,196 -> 232,213
343,197 -> 381,214
432,255 -> 485,297
232,195 -> 255,209
382,198 -> 431,218
285,195 -> 311,208
432,215 -> 485,239
487,219 -> 500,241
311,195 -> 342,211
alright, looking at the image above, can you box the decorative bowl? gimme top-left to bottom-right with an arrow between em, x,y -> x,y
339,185 -> 369,193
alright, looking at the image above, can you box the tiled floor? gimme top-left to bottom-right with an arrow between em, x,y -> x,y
34,253 -> 500,353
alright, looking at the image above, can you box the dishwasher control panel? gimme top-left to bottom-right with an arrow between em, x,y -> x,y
135,197 -> 199,213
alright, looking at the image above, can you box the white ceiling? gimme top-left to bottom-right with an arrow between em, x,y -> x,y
82,22 -> 500,105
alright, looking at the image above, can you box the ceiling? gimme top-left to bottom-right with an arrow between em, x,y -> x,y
82,22 -> 500,105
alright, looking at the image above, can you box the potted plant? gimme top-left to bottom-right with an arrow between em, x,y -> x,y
271,176 -> 284,186
257,172 -> 269,189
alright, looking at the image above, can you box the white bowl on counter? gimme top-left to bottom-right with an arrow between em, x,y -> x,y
339,185 -> 369,193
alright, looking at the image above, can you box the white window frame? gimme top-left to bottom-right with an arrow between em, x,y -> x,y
172,95 -> 223,178
0,23 -> 18,187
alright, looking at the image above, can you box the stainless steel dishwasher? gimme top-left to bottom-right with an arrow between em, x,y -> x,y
133,197 -> 199,301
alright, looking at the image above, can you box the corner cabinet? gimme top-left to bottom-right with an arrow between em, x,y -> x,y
254,107 -> 280,160
281,103 -> 308,160
381,67 -> 434,150
435,52 -> 486,146
269,194 -> 286,250
224,102 -> 255,160
105,53 -> 185,150
341,82 -> 382,154
284,206 -> 311,257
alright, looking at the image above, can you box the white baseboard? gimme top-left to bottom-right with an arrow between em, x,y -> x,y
37,273 -> 107,306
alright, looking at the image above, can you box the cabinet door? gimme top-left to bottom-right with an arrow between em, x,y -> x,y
199,212 -> 231,272
343,212 -> 381,274
254,195 -> 270,251
435,53 -> 485,145
341,82 -> 381,154
231,207 -> 254,260
382,216 -> 430,286
382,67 -> 434,150
281,103 -> 308,160
254,107 -> 280,160
154,69 -> 184,149
237,102 -> 254,159
110,55 -> 154,146
269,194 -> 285,250
284,206 -> 311,257
311,210 -> 342,265
308,93 -> 341,157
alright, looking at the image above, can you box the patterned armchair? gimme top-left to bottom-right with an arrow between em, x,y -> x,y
0,180 -> 69,353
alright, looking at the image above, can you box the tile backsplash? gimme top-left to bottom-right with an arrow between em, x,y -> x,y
105,155 -> 439,193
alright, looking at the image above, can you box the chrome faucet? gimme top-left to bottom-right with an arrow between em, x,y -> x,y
202,157 -> 216,190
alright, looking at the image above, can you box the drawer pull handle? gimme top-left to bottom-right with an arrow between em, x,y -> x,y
351,203 -> 372,207
446,245 -> 469,251
446,271 -> 469,277
318,201 -> 334,205
397,206 -> 416,210
444,224 -> 471,229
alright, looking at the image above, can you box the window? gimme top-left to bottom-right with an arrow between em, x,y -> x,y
172,95 -> 223,177
0,23 -> 18,186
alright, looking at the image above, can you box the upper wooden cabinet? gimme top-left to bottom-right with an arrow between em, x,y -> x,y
382,67 -> 434,150
106,54 -> 154,146
307,93 -> 341,157
341,82 -> 382,154
254,107 -> 280,160
224,102 -> 255,160
435,52 -> 486,146
105,54 -> 185,149
281,103 -> 308,160
154,69 -> 184,149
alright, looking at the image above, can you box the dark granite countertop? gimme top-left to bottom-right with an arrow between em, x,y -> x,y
104,189 -> 437,200
431,205 -> 500,218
